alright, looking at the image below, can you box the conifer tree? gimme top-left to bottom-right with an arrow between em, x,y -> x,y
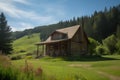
0,12 -> 13,54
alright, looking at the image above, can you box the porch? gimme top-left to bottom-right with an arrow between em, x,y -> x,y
35,39 -> 70,57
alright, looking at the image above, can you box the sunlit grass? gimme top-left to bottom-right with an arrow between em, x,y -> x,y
12,55 -> 120,80
12,33 -> 40,55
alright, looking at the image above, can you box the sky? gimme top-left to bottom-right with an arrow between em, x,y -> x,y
0,0 -> 120,31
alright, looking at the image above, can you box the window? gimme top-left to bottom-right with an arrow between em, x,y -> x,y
52,32 -> 67,40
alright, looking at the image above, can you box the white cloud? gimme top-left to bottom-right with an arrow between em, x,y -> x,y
0,1 -> 53,21
13,0 -> 30,5
0,2 -> 22,18
11,22 -> 34,31
11,27 -> 17,31
20,22 -> 33,29
0,0 -> 66,31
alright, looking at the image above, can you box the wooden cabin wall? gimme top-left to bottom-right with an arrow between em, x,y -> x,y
52,32 -> 63,40
46,44 -> 57,56
71,41 -> 82,56
45,41 -> 69,57
67,40 -> 71,56
51,32 -> 67,40
71,27 -> 88,56
46,44 -> 50,56
82,35 -> 88,52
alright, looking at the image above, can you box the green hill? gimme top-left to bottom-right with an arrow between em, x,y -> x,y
13,33 -> 40,56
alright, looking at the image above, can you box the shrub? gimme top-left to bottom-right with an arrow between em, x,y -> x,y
0,54 -> 11,67
26,52 -> 33,56
25,56 -> 33,59
35,67 -> 43,76
88,37 -> 100,55
116,40 -> 120,54
19,50 -> 26,53
95,45 -> 110,55
102,34 -> 117,54
10,55 -> 22,60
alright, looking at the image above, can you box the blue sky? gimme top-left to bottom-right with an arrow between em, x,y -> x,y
0,0 -> 120,31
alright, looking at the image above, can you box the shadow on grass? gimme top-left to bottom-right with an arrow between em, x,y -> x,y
63,55 -> 120,61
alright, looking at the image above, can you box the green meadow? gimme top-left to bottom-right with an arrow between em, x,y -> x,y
12,55 -> 120,80
11,33 -> 120,80
12,33 -> 40,57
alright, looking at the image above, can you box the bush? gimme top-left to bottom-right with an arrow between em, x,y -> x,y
25,56 -> 33,59
0,54 -> 11,67
102,34 -> 117,54
88,37 -> 100,55
116,40 -> 120,54
96,45 -> 110,55
10,55 -> 22,60
26,52 -> 33,56
19,50 -> 26,53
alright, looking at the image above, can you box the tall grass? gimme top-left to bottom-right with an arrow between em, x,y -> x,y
0,54 -> 41,80
0,54 -> 18,80
0,54 -> 87,80
0,54 -> 51,80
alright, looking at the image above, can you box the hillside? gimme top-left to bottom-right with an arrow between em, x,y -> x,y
13,33 -> 40,56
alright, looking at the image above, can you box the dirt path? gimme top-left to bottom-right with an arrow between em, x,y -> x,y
97,71 -> 120,80
69,64 -> 120,80
69,64 -> 91,68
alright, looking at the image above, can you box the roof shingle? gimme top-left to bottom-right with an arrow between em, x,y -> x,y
36,25 -> 80,45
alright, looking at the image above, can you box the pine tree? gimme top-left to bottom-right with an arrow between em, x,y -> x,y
0,12 -> 13,54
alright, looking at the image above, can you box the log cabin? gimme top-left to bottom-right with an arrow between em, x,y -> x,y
36,25 -> 89,57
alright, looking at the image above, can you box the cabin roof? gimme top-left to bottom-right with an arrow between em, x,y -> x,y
45,25 -> 80,41
55,25 -> 80,39
36,25 -> 82,45
36,39 -> 68,45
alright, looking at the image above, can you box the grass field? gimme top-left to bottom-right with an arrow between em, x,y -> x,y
12,33 -> 40,56
11,33 -> 120,80
12,55 -> 120,80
